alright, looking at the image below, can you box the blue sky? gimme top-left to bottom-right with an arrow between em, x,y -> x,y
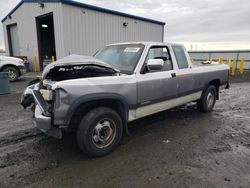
1,0 -> 250,50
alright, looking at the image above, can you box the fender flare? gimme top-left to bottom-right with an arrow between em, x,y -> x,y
202,78 -> 221,100
0,64 -> 21,76
64,93 -> 130,134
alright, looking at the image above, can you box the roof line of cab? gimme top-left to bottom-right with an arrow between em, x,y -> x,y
107,42 -> 182,46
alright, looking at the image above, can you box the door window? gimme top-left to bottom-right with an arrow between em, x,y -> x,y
145,46 -> 173,72
172,46 -> 189,69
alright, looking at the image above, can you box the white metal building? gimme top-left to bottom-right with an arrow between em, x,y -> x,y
2,0 -> 165,70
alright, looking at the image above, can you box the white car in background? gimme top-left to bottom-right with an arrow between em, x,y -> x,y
0,56 -> 26,81
202,61 -> 219,65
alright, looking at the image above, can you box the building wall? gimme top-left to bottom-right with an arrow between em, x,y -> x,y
0,51 -> 6,56
2,2 -> 64,70
2,2 -> 164,69
61,4 -> 164,56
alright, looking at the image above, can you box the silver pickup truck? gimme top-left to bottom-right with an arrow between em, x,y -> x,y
21,42 -> 229,157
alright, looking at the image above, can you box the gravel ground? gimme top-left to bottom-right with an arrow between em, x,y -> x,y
0,73 -> 250,188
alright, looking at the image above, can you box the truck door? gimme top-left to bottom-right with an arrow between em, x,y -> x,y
136,46 -> 178,118
172,45 -> 195,96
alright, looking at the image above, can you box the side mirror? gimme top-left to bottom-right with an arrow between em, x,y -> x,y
146,59 -> 164,71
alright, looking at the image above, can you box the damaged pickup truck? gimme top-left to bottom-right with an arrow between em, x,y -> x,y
21,42 -> 229,157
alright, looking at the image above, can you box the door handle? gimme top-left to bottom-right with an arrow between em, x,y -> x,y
171,73 -> 176,78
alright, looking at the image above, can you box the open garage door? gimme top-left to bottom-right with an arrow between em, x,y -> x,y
36,13 -> 56,70
7,24 -> 20,56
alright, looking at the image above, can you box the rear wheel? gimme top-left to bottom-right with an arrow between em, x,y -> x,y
3,66 -> 19,81
197,85 -> 217,113
77,107 -> 123,157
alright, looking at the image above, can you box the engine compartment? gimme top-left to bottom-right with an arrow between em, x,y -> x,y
44,64 -> 118,81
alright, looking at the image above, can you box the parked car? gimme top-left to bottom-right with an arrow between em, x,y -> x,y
0,56 -> 26,81
202,60 -> 219,65
21,42 -> 229,157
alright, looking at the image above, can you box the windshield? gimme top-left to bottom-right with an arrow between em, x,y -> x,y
95,44 -> 145,74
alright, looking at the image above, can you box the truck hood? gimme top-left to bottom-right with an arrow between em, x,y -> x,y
42,55 -> 120,81
42,54 -> 119,80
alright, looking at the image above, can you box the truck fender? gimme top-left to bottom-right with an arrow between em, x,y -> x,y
203,79 -> 221,100
64,93 -> 130,135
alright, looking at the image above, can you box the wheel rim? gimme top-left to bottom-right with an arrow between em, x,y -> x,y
7,70 -> 16,80
92,118 -> 116,149
206,91 -> 215,108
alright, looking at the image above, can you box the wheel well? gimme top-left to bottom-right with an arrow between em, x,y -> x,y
1,65 -> 21,76
69,99 -> 128,132
207,79 -> 220,99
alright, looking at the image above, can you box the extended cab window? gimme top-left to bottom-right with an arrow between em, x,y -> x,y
145,46 -> 173,72
172,46 -> 189,69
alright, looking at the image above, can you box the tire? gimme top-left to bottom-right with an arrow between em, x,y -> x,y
77,107 -> 123,157
197,85 -> 217,113
3,66 -> 19,82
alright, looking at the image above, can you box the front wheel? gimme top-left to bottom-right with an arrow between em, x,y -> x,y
77,107 -> 123,157
3,66 -> 19,81
197,85 -> 217,113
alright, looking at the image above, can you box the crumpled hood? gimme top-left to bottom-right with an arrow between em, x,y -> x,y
42,54 -> 118,79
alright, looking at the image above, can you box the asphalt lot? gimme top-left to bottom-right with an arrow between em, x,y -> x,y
0,73 -> 250,188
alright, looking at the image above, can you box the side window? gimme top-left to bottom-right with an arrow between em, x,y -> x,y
172,46 -> 189,69
145,46 -> 173,72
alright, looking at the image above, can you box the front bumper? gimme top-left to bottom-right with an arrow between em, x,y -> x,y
18,65 -> 27,75
33,104 -> 62,139
21,83 -> 62,139
31,89 -> 62,139
33,105 -> 51,132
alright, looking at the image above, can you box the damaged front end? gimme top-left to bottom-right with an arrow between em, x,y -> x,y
21,55 -> 119,139
21,79 -> 62,138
